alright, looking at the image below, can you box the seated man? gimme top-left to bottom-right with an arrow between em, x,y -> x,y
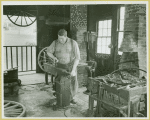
47,29 -> 80,104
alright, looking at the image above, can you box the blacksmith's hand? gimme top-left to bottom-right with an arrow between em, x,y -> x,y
70,70 -> 76,76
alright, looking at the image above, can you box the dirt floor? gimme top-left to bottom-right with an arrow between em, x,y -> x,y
4,73 -> 93,118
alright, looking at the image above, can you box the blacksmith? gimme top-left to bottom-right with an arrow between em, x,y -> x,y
47,29 -> 80,104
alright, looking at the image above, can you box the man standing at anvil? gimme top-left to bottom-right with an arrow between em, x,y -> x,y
47,29 -> 80,104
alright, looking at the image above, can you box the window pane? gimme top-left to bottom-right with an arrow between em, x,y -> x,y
108,20 -> 112,28
97,46 -> 102,53
98,29 -> 103,36
108,29 -> 111,36
103,21 -> 107,28
118,7 -> 125,55
118,32 -> 124,48
106,47 -> 110,54
119,20 -> 124,31
99,21 -> 103,29
97,38 -> 102,46
97,19 -> 112,54
103,29 -> 107,36
107,38 -> 111,46
97,46 -> 100,50
97,42 -> 110,54
118,51 -> 123,55
120,7 -> 125,20
101,46 -> 106,53
101,38 -> 107,46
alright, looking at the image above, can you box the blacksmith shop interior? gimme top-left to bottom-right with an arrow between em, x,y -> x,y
3,4 -> 147,117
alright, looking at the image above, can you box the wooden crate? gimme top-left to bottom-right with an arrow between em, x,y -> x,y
87,77 -> 103,94
97,83 -> 147,117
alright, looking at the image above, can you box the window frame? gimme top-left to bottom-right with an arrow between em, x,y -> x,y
96,17 -> 112,55
117,5 -> 126,55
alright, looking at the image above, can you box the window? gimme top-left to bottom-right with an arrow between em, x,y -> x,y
3,15 -> 37,46
118,6 -> 126,55
3,15 -> 37,71
97,19 -> 112,54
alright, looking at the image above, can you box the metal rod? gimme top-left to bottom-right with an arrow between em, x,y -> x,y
16,47 -> 18,67
21,16 -> 22,26
4,45 -> 36,47
4,46 -> 36,72
3,46 -> 36,72
45,72 -> 49,85
10,47 -> 13,68
26,46 -> 28,71
6,47 -> 8,69
18,70 -> 36,73
31,46 -> 33,70
21,47 -> 23,71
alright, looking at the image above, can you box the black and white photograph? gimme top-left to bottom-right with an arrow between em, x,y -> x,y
2,1 -> 148,118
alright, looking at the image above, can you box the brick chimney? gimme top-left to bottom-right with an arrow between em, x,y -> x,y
119,4 -> 147,77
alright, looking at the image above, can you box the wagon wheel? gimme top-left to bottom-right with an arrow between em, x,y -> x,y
38,47 -> 54,72
7,10 -> 36,27
4,100 -> 26,117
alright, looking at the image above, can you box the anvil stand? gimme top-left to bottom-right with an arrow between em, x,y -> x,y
44,63 -> 71,111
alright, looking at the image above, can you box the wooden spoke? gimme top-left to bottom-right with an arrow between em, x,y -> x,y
15,16 -> 19,23
4,100 -> 26,117
24,12 -> 33,22
4,102 -> 11,108
41,56 -> 48,59
7,9 -> 37,27
9,12 -> 20,18
39,60 -> 46,63
38,47 -> 54,72
23,12 -> 28,25
24,11 -> 35,17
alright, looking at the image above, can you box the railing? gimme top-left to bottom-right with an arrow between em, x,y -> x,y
3,46 -> 36,72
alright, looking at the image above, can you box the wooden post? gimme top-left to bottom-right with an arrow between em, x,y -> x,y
45,72 -> 48,85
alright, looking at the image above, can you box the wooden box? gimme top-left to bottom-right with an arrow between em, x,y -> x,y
97,83 -> 147,117
87,77 -> 103,94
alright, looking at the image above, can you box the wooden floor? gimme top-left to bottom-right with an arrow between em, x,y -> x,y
4,72 -> 91,117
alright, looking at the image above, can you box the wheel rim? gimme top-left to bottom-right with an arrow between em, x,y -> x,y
4,100 -> 26,117
7,10 -> 36,27
38,47 -> 54,72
